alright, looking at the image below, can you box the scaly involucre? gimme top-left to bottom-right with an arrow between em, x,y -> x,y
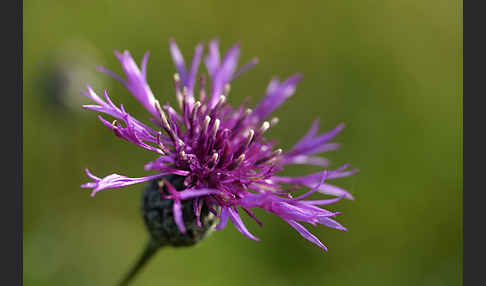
81,39 -> 357,251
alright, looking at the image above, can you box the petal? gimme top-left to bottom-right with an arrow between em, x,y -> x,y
141,51 -> 150,78
252,74 -> 302,120
228,207 -> 259,241
270,201 -> 317,222
209,42 -> 241,107
232,57 -> 259,80
317,184 -> 354,200
285,123 -> 344,158
204,38 -> 220,77
81,170 -> 168,197
317,216 -> 347,231
285,219 -> 327,251
178,188 -> 220,200
303,196 -> 345,206
113,50 -> 159,118
293,170 -> 327,201
83,88 -> 171,153
173,200 -> 186,233
291,119 -> 320,151
281,155 -> 330,167
215,206 -> 229,230
97,115 -> 162,154
186,43 -> 204,99
169,39 -> 188,83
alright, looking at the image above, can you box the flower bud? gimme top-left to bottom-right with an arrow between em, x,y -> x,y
141,175 -> 218,247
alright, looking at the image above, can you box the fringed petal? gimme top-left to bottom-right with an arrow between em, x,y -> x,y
97,51 -> 159,118
81,169 -> 169,197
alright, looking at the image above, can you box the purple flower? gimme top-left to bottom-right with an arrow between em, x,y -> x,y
81,39 -> 357,251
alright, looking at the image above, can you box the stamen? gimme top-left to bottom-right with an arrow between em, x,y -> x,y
173,73 -> 180,84
272,148 -> 283,157
182,86 -> 188,99
155,100 -> 180,145
156,132 -> 169,154
191,101 -> 201,123
235,153 -> 246,165
218,95 -> 226,106
199,90 -> 207,107
234,129 -> 254,158
229,154 -> 246,170
192,101 -> 201,114
247,129 -> 255,145
173,73 -> 183,109
203,116 -> 211,134
270,117 -> 279,127
224,83 -> 231,95
199,74 -> 207,104
231,108 -> 253,138
265,157 -> 279,165
212,119 -> 221,138
210,95 -> 226,116
179,150 -> 188,161
182,86 -> 188,114
259,121 -> 270,134
256,148 -> 283,165
154,100 -> 170,130
211,152 -> 219,164
190,101 -> 202,136
176,91 -> 183,110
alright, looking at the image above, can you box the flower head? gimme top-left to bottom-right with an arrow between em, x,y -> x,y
81,39 -> 357,251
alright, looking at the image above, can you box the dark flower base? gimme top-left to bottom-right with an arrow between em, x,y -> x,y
142,175 -> 218,247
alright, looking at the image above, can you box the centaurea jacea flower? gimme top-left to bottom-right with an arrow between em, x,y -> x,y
81,39 -> 357,252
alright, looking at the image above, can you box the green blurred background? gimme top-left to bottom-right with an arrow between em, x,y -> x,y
23,0 -> 462,285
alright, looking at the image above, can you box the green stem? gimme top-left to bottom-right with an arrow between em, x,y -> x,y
118,240 -> 160,286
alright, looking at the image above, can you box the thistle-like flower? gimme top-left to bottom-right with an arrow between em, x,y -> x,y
81,39 -> 357,253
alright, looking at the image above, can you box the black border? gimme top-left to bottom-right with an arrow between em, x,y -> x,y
464,0 -> 482,285
2,0 -> 22,285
